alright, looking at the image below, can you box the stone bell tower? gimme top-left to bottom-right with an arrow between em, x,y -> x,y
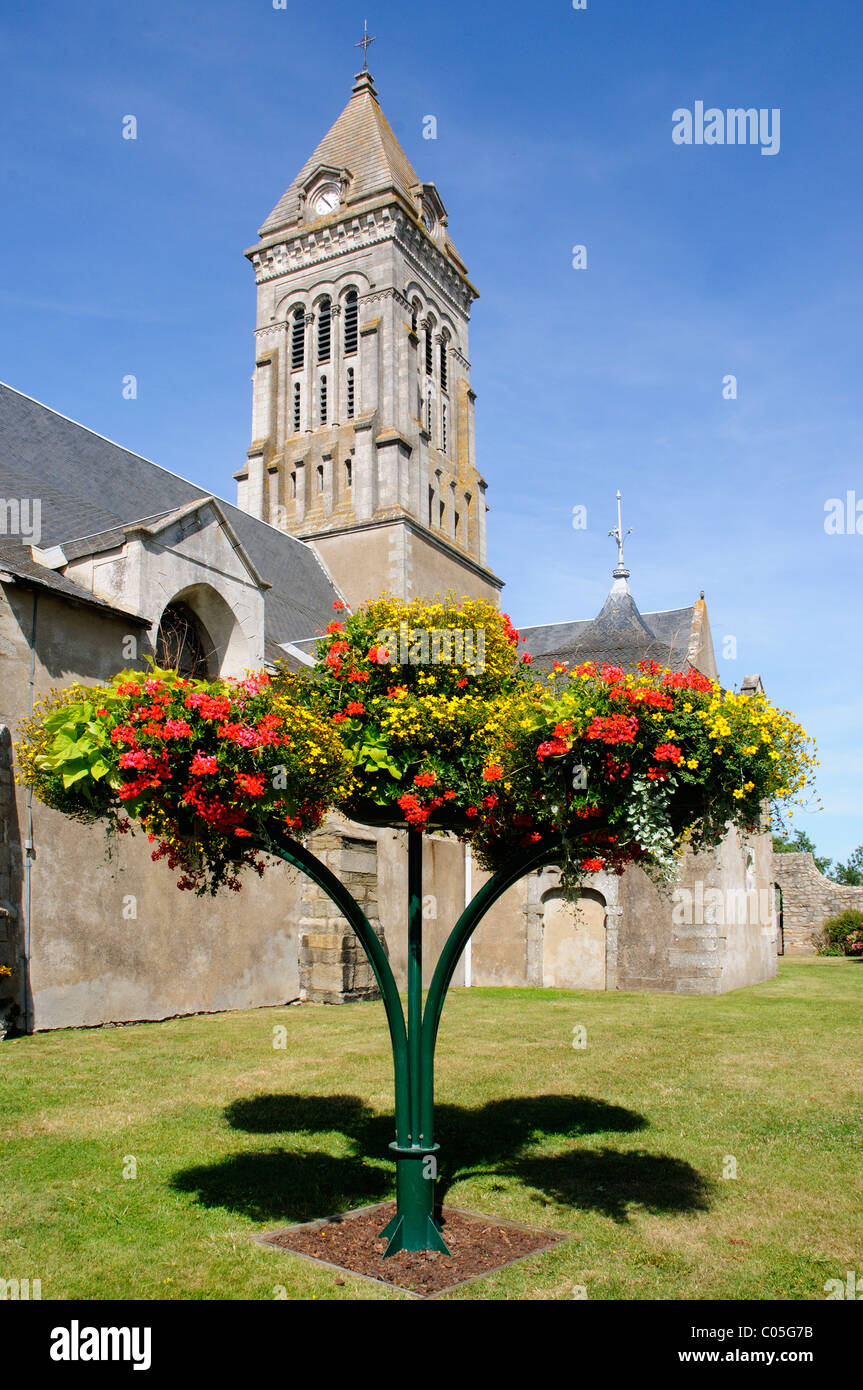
235,57 -> 502,608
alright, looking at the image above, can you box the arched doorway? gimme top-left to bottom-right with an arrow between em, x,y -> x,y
155,601 -> 215,678
541,887 -> 607,990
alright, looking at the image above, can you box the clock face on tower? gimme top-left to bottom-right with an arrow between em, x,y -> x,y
313,183 -> 340,215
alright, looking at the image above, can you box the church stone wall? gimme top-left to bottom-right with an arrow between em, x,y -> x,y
311,520 -> 500,610
772,851 -> 863,953
617,829 -> 778,995
0,581 -> 309,1032
375,829 -> 467,989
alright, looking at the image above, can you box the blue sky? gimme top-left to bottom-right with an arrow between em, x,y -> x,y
1,0 -> 861,860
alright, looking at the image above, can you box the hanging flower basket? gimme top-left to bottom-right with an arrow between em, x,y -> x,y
16,595 -> 815,897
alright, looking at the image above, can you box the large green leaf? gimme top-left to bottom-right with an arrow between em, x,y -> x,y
61,763 -> 91,789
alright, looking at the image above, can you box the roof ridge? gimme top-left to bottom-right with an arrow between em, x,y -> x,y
0,380 -> 321,562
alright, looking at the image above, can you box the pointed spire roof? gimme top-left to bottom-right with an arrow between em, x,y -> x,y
563,577 -> 658,667
259,70 -> 424,236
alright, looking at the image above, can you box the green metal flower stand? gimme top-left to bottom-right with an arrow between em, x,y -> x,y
270,828 -> 559,1256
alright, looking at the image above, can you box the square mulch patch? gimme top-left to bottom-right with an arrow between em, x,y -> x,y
256,1201 -> 569,1297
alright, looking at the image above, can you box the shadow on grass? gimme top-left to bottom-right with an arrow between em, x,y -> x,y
171,1150 -> 391,1223
172,1091 -> 713,1223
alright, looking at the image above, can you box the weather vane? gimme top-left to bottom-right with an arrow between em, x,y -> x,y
609,489 -> 632,579
355,19 -> 377,70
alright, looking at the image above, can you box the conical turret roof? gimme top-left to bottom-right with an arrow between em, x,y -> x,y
259,71 -> 423,236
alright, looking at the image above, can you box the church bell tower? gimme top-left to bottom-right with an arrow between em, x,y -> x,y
235,53 -> 501,608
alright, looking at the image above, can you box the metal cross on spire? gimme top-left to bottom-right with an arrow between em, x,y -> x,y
609,489 -> 632,579
355,19 -> 377,70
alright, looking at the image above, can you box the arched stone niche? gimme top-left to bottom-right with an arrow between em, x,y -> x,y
524,866 -> 622,991
156,583 -> 256,679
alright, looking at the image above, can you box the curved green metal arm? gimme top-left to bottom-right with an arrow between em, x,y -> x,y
419,839 -> 563,1137
266,834 -> 411,1146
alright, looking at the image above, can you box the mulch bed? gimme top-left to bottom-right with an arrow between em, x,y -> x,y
259,1201 -> 568,1297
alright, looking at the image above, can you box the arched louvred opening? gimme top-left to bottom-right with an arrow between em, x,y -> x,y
440,335 -> 449,393
344,290 -> 358,356
155,602 -> 214,678
291,309 -> 305,370
425,322 -> 434,375
317,299 -> 332,363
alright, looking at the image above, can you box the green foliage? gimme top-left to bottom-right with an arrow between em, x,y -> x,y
817,908 -> 863,957
830,845 -> 863,887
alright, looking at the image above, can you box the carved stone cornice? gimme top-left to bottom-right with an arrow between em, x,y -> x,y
247,200 -> 476,319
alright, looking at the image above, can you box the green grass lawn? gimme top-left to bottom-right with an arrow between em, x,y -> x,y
1,959 -> 860,1300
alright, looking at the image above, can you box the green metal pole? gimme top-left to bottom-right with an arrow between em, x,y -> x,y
378,830 -> 449,1255
268,830 -> 562,1258
420,841 -> 562,1140
267,836 -> 410,1142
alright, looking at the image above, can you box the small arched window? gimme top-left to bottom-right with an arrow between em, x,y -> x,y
346,366 -> 355,419
425,322 -> 434,376
292,381 -> 301,432
411,299 -> 421,335
155,602 -> 212,678
343,290 -> 358,356
320,374 -> 328,424
291,309 -> 305,370
317,299 -> 331,363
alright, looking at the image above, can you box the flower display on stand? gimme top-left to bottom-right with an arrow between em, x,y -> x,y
16,596 -> 816,898
16,667 -> 354,894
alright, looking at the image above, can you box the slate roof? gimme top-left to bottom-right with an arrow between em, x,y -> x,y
0,539 -> 148,623
0,382 -> 343,662
260,71 -> 423,236
522,580 -> 697,673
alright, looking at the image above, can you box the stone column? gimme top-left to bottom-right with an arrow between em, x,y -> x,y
321,451 -> 334,520
298,824 -> 388,1003
329,303 -> 342,425
304,312 -> 315,433
294,458 -> 306,524
360,318 -> 380,415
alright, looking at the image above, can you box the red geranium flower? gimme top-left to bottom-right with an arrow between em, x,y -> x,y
190,752 -> 218,776
654,743 -> 682,764
235,773 -> 266,797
